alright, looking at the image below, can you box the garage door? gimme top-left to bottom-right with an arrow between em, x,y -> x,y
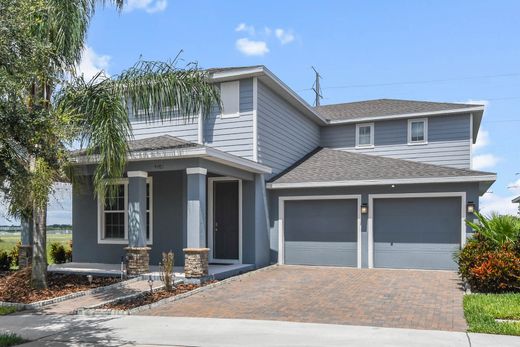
373,197 -> 461,270
284,199 -> 358,267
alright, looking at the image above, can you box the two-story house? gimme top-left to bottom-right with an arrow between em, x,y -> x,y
71,65 -> 496,273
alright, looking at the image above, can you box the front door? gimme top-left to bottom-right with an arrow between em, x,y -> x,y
209,178 -> 241,263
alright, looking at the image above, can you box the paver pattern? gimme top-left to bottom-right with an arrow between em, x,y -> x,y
141,265 -> 467,331
42,279 -> 162,314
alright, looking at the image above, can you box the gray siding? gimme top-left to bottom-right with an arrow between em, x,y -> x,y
320,114 -> 472,169
268,182 -> 480,266
130,79 -> 254,160
257,81 -> 320,176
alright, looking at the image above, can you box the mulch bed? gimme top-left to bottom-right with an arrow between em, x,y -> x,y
0,268 -> 120,304
101,281 -> 216,311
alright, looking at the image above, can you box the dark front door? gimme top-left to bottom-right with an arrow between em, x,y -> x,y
213,180 -> 239,261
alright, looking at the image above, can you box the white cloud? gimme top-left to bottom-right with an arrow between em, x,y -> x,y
235,38 -> 269,56
125,0 -> 167,14
472,154 -> 500,170
473,129 -> 490,151
235,23 -> 256,36
77,46 -> 110,81
275,28 -> 295,45
480,193 -> 518,215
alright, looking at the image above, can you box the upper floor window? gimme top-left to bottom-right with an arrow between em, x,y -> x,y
408,118 -> 428,144
98,178 -> 153,244
220,81 -> 240,118
356,123 -> 374,148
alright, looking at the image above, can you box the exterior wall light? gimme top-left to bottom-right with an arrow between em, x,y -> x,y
467,202 -> 476,213
361,203 -> 368,214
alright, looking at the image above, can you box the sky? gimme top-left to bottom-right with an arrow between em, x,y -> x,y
1,0 -> 519,225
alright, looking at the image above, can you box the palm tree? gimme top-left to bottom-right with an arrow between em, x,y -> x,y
1,0 -> 219,289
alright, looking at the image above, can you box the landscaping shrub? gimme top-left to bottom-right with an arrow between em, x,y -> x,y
49,242 -> 67,264
0,251 -> 13,271
458,212 -> 520,293
9,242 -> 20,268
160,251 -> 174,291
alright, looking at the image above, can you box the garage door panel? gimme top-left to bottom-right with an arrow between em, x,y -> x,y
373,197 -> 461,270
374,243 -> 460,270
284,199 -> 358,267
285,241 -> 357,267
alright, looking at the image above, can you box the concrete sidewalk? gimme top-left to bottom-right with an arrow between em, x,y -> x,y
1,314 -> 518,346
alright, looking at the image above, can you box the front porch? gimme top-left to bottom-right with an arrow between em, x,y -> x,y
48,262 -> 255,280
70,135 -> 272,276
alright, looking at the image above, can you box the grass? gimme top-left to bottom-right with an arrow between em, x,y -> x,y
0,233 -> 71,265
0,307 -> 17,316
0,333 -> 25,347
464,293 -> 520,336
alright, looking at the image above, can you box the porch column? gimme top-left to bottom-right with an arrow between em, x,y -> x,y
186,167 -> 207,248
184,167 -> 209,278
125,170 -> 150,275
19,215 -> 33,268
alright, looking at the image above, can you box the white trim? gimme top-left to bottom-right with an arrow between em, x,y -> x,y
127,171 -> 148,178
327,106 -> 485,125
277,195 -> 362,268
469,113 -> 473,170
97,177 -> 153,245
208,177 -> 243,264
186,167 -> 207,175
367,192 -> 466,269
407,118 -> 428,145
252,77 -> 258,162
355,123 -> 374,148
267,174 -> 497,189
197,110 -> 203,145
73,146 -> 272,174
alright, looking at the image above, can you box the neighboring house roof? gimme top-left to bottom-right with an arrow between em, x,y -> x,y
71,135 -> 271,174
267,147 -> 496,194
513,196 -> 520,203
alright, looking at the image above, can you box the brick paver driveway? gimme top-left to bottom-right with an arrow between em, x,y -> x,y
141,265 -> 467,331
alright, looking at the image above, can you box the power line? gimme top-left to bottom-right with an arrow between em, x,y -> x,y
299,72 -> 520,91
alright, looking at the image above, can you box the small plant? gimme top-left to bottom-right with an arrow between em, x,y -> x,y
0,332 -> 26,347
466,212 -> 520,247
159,251 -> 175,291
49,242 -> 67,264
0,250 -> 13,271
9,242 -> 21,268
65,240 -> 73,262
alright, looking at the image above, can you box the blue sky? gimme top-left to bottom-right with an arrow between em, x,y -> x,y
1,0 -> 519,225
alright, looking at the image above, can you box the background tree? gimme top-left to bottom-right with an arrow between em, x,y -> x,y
0,0 -> 219,289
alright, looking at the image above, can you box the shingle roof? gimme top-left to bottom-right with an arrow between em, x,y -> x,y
269,148 -> 495,184
73,135 -> 200,157
314,99 -> 482,121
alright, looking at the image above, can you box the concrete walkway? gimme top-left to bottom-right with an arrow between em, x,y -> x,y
0,314 -> 518,346
40,279 -> 162,314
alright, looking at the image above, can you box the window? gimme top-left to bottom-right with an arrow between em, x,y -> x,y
220,81 -> 240,118
98,178 -> 153,244
356,123 -> 374,148
408,118 -> 428,144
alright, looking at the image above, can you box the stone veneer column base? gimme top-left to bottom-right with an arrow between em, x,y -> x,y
125,247 -> 151,276
183,248 -> 209,278
18,245 -> 32,268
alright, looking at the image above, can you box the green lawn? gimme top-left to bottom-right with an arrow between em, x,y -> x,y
0,233 -> 71,265
464,293 -> 520,336
0,307 -> 17,316
0,333 -> 26,347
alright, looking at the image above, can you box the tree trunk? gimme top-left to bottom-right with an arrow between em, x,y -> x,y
31,203 -> 48,289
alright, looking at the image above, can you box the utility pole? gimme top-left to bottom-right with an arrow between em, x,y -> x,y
312,66 -> 323,107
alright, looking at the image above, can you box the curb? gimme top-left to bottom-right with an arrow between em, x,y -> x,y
77,264 -> 277,316
0,277 -> 141,310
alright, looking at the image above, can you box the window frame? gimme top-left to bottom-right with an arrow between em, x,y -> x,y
355,122 -> 375,148
407,118 -> 428,145
220,81 -> 240,119
97,177 -> 153,245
